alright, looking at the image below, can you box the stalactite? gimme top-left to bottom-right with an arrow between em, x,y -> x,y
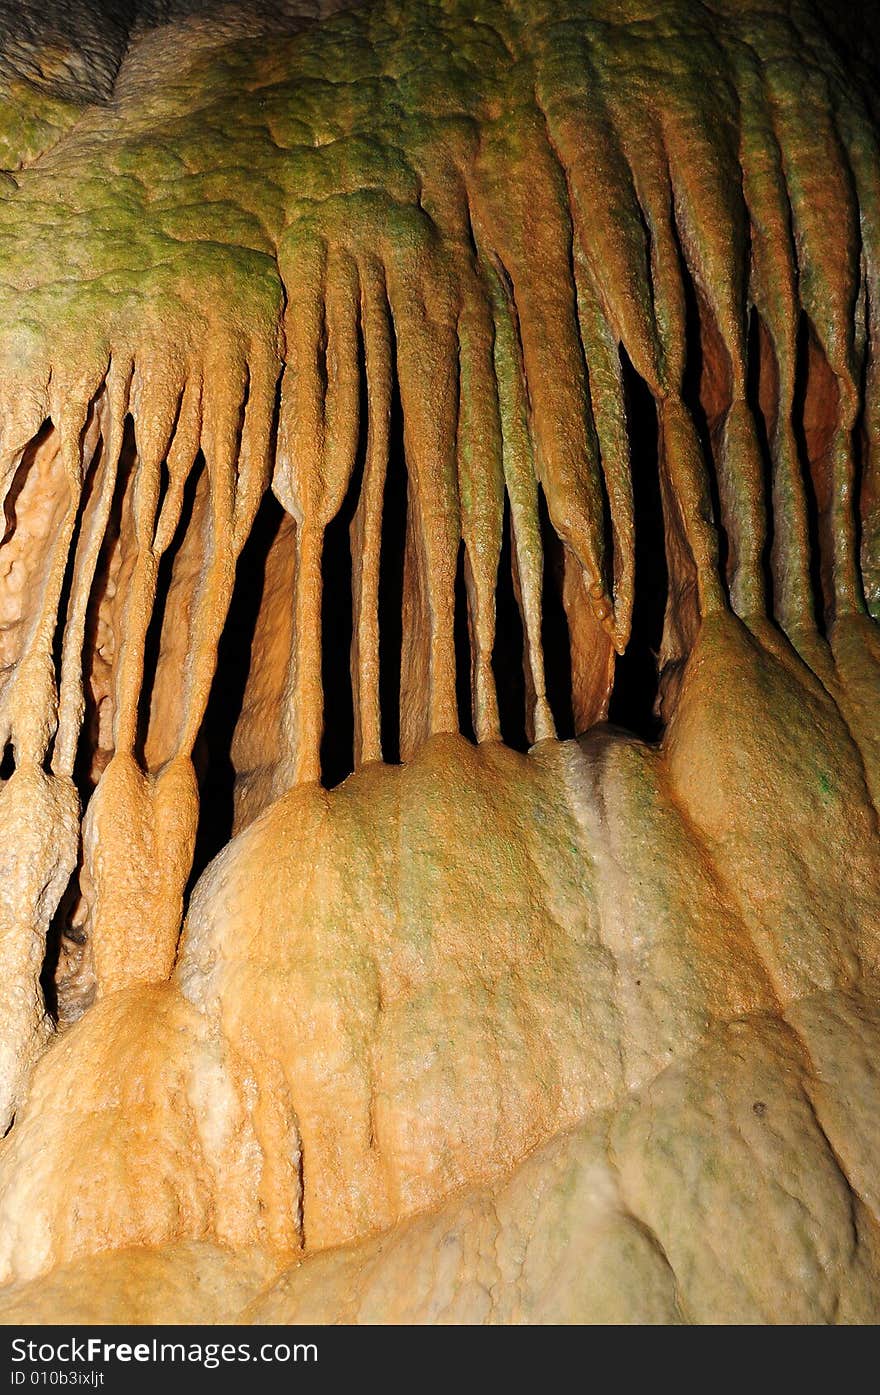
472,113 -> 614,641
1,407 -> 85,763
483,257 -> 554,744
570,249 -> 634,659
765,57 -> 864,621
835,102 -> 880,619
233,341 -> 279,555
53,367 -> 128,779
176,352 -> 242,758
595,88 -> 724,657
83,357 -> 192,996
0,403 -> 89,1127
384,238 -> 461,752
274,237 -> 362,785
530,32 -> 643,661
656,40 -> 769,621
153,371 -> 202,557
398,492 -> 434,760
0,427 -> 71,748
351,253 -> 391,767
531,51 -> 665,400
732,43 -> 814,635
114,366 -> 181,753
455,273 -> 504,742
77,326 -> 280,998
562,543 -> 614,733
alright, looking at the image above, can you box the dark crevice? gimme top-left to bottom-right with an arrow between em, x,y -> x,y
318,311 -> 369,788
377,331 -> 407,766
41,878 -> 69,1021
459,186 -> 481,269
598,433 -> 615,601
320,408 -> 366,791
793,312 -> 830,635
189,488 -> 284,888
609,348 -> 665,742
746,307 -> 777,618
2,419 -> 53,546
454,541 -> 476,744
492,494 -> 528,751
538,484 -> 574,740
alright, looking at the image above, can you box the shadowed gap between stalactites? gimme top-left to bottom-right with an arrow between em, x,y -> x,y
608,349 -> 665,741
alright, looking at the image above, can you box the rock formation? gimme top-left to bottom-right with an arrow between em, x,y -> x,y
0,0 -> 877,1324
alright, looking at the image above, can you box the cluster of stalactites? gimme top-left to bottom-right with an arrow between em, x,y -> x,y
0,0 -> 876,1122
1,2 -> 877,797
0,325 -> 280,1132
265,19 -> 880,782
